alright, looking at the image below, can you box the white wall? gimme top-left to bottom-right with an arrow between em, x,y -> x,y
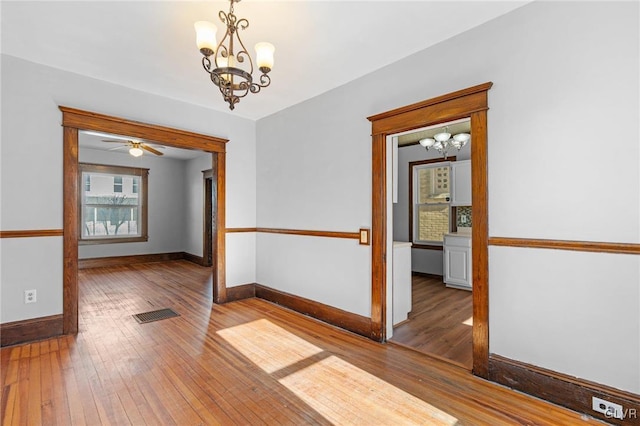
256,1 -> 639,394
0,54 -> 257,322
393,143 -> 470,275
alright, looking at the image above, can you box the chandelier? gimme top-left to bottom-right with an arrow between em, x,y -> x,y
419,127 -> 470,159
195,0 -> 275,110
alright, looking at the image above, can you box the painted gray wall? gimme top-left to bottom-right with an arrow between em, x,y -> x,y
1,54 -> 258,323
256,1 -> 639,393
78,148 -> 188,259
393,143 -> 470,275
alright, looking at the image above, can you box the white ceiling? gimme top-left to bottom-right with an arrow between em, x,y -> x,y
79,130 -> 207,160
1,1 -> 530,121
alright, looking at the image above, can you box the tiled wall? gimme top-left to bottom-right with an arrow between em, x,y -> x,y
456,206 -> 472,228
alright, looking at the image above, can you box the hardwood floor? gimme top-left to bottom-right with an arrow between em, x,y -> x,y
1,261 -> 602,425
390,274 -> 473,369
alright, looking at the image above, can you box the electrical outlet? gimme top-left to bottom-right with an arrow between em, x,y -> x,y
592,396 -> 623,419
24,289 -> 37,304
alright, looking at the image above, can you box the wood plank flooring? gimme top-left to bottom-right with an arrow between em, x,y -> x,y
390,274 -> 473,369
1,260 -> 603,425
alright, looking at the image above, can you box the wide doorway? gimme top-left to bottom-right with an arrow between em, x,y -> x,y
61,107 -> 228,335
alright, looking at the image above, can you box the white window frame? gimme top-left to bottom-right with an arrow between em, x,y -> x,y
410,159 -> 453,247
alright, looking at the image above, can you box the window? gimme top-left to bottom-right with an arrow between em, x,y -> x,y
79,163 -> 149,244
410,159 -> 452,246
113,176 -> 123,193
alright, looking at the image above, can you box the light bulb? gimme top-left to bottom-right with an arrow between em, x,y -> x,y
129,147 -> 143,157
194,21 -> 217,56
255,42 -> 275,72
419,138 -> 435,148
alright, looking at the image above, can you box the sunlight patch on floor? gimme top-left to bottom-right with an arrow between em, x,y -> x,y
463,316 -> 473,326
217,319 -> 323,373
279,354 -> 458,425
218,319 -> 458,425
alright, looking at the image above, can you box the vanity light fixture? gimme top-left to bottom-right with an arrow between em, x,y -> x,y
419,126 -> 470,159
195,0 -> 275,110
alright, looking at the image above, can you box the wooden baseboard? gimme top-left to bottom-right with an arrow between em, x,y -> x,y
1,314 -> 64,347
255,284 -> 372,338
411,271 -> 443,280
489,354 -> 640,425
226,283 -> 256,302
182,252 -> 209,267
79,252 -> 187,269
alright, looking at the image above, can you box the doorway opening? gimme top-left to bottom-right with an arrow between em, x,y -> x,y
386,119 -> 473,369
367,82 -> 492,378
61,106 -> 228,335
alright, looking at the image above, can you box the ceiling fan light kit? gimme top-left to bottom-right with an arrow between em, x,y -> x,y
419,126 -> 470,159
195,0 -> 274,110
102,139 -> 164,157
129,147 -> 144,157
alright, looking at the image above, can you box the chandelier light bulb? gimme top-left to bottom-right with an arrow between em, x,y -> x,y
420,126 -> 470,158
194,21 -> 218,56
255,42 -> 275,72
419,138 -> 435,148
434,131 -> 451,143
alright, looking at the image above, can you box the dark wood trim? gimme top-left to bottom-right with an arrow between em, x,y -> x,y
61,107 -> 227,335
203,175 -> 213,267
370,133 -> 386,341
213,152 -> 227,304
63,126 -> 79,335
489,354 -> 640,425
256,228 -> 360,240
226,227 -> 258,233
182,252 -> 207,266
368,83 -> 493,378
226,228 -> 363,241
255,284 -> 373,339
489,237 -> 640,255
470,108 -> 490,378
59,106 -> 228,153
1,314 -> 63,347
0,229 -> 63,238
367,82 -> 494,134
226,283 -> 256,302
78,252 -> 185,269
78,163 -> 150,245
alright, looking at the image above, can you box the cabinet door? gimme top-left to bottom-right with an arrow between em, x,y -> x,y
444,246 -> 471,288
451,160 -> 471,206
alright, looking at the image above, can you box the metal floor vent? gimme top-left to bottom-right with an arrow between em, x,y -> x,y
133,308 -> 180,324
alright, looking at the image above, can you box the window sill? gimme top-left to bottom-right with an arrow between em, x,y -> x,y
79,236 -> 148,245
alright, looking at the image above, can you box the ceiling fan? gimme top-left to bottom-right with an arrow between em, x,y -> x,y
102,139 -> 164,157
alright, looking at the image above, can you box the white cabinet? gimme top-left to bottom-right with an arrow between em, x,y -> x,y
451,160 -> 471,206
393,242 -> 412,326
443,233 -> 472,290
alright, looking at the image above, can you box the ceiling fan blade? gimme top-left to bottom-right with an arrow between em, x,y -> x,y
102,139 -> 129,143
108,145 -> 127,151
141,144 -> 163,156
